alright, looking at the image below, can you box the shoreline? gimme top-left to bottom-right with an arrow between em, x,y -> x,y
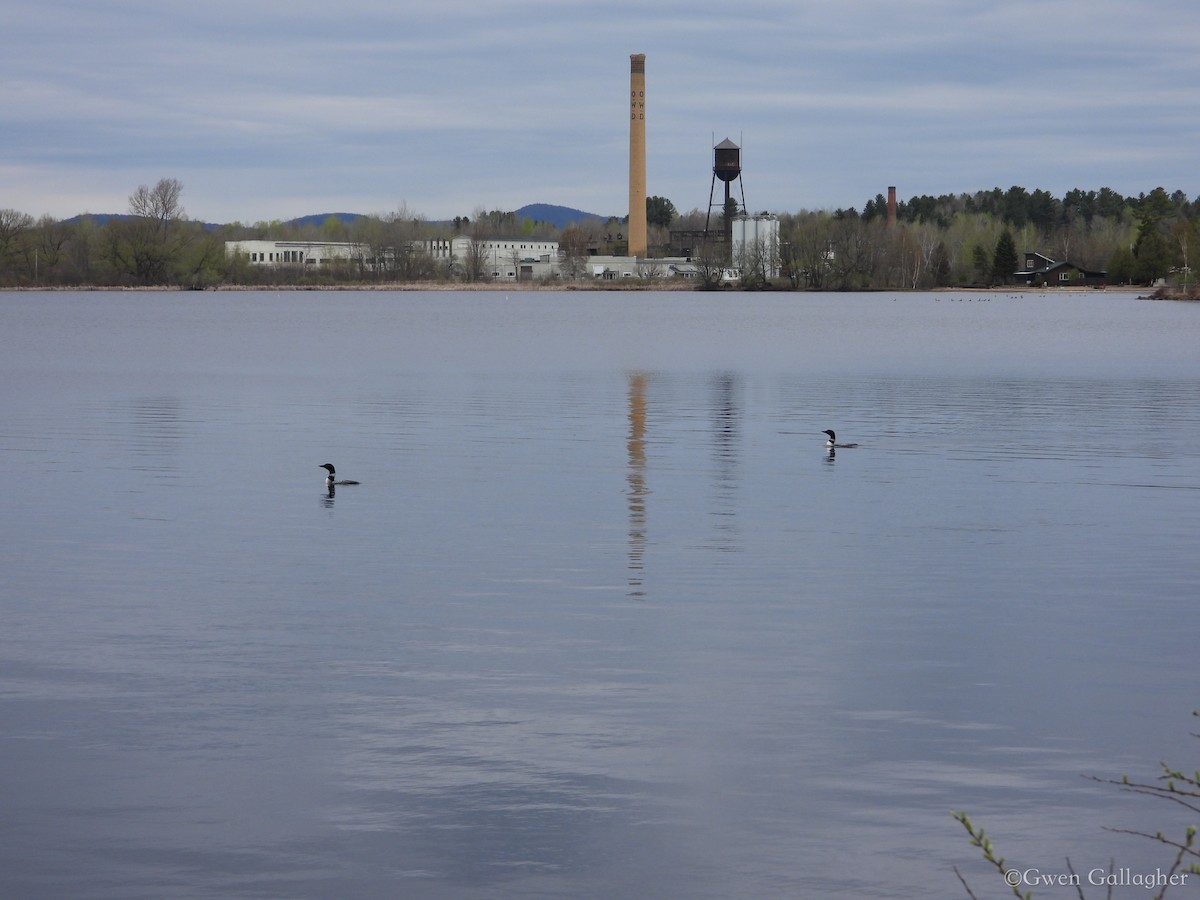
0,282 -> 1169,295
3,280 -> 695,293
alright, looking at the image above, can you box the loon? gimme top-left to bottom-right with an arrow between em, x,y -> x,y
822,429 -> 859,449
320,463 -> 360,486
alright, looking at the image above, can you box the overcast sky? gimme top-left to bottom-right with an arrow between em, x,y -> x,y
4,0 -> 1198,224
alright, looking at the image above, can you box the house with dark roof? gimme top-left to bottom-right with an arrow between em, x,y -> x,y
1015,251 -> 1107,287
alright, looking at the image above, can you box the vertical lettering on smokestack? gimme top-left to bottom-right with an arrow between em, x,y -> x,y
628,53 -> 647,258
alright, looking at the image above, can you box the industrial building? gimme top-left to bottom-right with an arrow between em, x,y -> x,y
225,237 -> 561,281
225,53 -> 782,286
225,240 -> 363,267
730,214 -> 781,280
226,220 -> 773,284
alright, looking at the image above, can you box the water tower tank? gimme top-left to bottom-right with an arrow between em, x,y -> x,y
713,138 -> 741,183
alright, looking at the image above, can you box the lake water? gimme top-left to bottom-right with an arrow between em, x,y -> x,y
1,289 -> 1198,899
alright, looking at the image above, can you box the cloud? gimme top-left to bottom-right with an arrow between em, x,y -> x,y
3,0 -> 1198,222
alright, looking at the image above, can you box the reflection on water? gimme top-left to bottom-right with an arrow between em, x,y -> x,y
626,372 -> 648,598
124,396 -> 186,475
1,290 -> 1199,899
708,374 -> 740,553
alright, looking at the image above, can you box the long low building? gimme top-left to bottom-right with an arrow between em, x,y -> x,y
226,228 -> 768,283
225,237 -> 561,281
225,240 -> 364,266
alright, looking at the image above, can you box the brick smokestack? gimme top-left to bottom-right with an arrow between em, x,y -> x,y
887,186 -> 897,228
628,53 -> 647,258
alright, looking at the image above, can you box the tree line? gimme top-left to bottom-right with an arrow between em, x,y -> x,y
0,180 -> 1195,289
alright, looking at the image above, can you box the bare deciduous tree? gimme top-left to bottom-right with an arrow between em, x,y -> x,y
0,208 -> 35,280
129,178 -> 185,225
107,178 -> 194,284
693,239 -> 727,290
558,225 -> 590,280
781,214 -> 834,290
457,228 -> 492,283
636,259 -> 666,280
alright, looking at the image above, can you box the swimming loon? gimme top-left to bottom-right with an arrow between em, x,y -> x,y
822,430 -> 859,449
320,464 -> 360,486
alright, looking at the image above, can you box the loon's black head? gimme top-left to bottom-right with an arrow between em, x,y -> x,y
320,463 -> 360,486
822,429 -> 859,449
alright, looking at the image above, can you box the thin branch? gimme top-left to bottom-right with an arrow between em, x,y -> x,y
953,865 -> 983,900
1063,857 -> 1090,900
1103,827 -> 1198,859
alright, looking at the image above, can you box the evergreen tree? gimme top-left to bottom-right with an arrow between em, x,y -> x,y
1132,188 -> 1180,283
991,229 -> 1018,284
930,241 -> 951,287
1133,227 -> 1175,283
972,244 -> 991,284
646,196 -> 678,228
862,193 -> 886,221
1108,245 -> 1136,284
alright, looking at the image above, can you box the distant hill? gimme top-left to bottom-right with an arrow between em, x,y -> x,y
514,204 -> 611,229
285,208 -> 609,230
64,213 -> 133,226
64,206 -> 610,231
65,213 -> 223,231
283,208 -> 609,230
284,212 -> 367,229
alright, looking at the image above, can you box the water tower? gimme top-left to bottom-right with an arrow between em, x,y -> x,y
704,138 -> 747,254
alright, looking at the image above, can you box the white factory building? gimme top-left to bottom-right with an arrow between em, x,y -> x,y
225,240 -> 362,267
226,214 -> 777,283
225,237 -> 562,282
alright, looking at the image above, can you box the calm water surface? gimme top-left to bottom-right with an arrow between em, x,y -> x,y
2,290 -> 1198,898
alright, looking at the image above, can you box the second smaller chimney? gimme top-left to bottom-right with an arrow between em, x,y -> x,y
887,186 -> 897,228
